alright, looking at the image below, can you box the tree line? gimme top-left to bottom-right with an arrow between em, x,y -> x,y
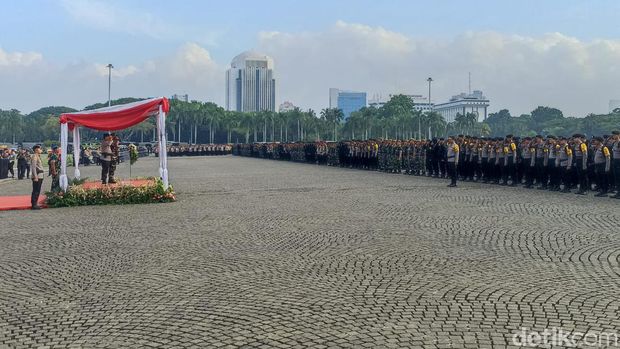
2,95 -> 619,145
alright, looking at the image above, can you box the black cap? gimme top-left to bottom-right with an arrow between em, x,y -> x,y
505,134 -> 513,138
32,144 -> 41,150
51,145 -> 58,150
612,130 -> 620,135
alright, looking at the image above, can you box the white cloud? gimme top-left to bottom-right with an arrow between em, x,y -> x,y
61,0 -> 173,39
0,43 -> 224,113
94,64 -> 139,78
2,22 -> 620,116
257,22 -> 620,116
60,0 -> 224,45
0,48 -> 43,67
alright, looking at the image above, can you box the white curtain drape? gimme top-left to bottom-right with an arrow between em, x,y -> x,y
60,123 -> 69,191
73,127 -> 81,180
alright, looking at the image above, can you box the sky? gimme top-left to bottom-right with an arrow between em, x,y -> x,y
1,0 -> 620,116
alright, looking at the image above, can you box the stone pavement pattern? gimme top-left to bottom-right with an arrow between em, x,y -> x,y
1,156 -> 619,348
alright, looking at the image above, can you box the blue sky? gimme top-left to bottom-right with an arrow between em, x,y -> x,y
2,0 -> 620,115
4,0 -> 619,64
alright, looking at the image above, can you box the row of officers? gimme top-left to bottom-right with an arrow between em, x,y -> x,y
155,144 -> 232,157
233,131 -> 620,198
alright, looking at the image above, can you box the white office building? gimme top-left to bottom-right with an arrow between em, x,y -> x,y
170,94 -> 189,102
434,90 -> 490,123
368,94 -> 433,112
226,51 -> 276,112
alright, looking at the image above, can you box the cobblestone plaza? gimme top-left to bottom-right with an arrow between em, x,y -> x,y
1,156 -> 619,348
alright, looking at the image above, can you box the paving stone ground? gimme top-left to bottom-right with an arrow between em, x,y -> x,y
1,156 -> 619,348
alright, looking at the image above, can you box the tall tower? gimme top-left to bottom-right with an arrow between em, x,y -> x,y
226,51 -> 276,112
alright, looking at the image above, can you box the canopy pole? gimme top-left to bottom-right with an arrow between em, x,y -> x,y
157,107 -> 163,179
60,123 -> 69,192
159,105 -> 169,189
73,127 -> 81,180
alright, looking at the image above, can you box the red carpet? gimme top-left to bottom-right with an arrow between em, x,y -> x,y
81,179 -> 154,189
0,195 -> 47,211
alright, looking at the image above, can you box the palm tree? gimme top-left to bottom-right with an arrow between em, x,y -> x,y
186,101 -> 202,144
454,113 -> 466,134
464,112 -> 478,135
479,123 -> 491,137
333,109 -> 344,141
361,106 -> 378,140
305,109 -> 317,141
279,111 -> 290,142
425,111 -> 447,139
320,108 -> 343,141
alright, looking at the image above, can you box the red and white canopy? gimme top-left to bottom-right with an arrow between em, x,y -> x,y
58,97 -> 171,191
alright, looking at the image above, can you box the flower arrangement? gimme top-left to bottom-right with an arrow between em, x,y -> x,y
129,144 -> 139,165
45,177 -> 176,207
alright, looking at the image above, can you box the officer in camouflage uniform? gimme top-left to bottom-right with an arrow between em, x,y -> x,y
48,146 -> 61,192
108,133 -> 120,184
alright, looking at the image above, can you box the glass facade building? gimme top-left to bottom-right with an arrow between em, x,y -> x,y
330,89 -> 367,119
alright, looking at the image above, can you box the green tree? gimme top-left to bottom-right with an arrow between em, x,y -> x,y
530,106 -> 563,133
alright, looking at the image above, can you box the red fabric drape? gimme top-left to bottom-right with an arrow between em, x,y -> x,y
59,97 -> 169,131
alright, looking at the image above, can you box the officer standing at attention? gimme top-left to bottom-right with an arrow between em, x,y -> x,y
546,136 -> 559,191
502,135 -> 518,186
611,131 -> 620,199
100,133 -> 113,184
593,137 -> 612,197
30,145 -> 44,210
521,137 -> 535,188
446,136 -> 460,187
573,134 -> 589,195
108,133 -> 120,184
556,137 -> 573,193
48,146 -> 61,192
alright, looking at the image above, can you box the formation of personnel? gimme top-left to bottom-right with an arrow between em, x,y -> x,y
157,144 -> 232,157
233,131 -> 620,198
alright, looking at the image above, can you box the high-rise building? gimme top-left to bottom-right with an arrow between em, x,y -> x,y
434,90 -> 490,123
226,51 -> 276,112
170,94 -> 189,102
609,100 -> 620,113
329,88 -> 367,119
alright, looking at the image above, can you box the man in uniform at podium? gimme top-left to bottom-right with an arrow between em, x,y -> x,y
100,133 -> 113,184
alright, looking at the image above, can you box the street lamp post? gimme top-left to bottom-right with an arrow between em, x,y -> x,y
107,64 -> 114,107
427,77 -> 433,139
